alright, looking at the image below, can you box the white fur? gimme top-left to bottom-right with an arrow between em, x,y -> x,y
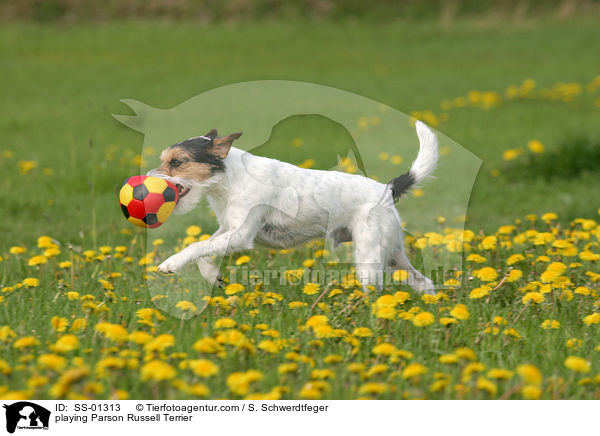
150,122 -> 439,294
411,120 -> 439,184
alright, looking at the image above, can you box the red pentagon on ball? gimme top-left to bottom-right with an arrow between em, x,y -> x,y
118,175 -> 179,229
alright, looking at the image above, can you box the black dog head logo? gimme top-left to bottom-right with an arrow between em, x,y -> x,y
3,402 -> 50,434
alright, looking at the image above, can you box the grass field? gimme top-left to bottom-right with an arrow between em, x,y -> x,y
1,17 -> 600,399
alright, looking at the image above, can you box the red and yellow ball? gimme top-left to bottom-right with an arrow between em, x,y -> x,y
119,175 -> 178,228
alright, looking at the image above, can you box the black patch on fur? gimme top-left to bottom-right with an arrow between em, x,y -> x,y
331,227 -> 352,244
261,223 -> 275,233
389,171 -> 415,201
171,136 -> 225,174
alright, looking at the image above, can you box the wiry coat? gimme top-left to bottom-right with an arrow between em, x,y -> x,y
149,121 -> 438,293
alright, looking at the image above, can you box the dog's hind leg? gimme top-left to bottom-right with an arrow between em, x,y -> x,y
352,222 -> 386,291
197,257 -> 223,287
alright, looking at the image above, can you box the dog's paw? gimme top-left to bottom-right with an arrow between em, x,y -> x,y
158,255 -> 185,274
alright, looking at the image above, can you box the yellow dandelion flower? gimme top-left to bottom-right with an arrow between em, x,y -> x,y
392,269 -> 409,281
352,327 -> 372,337
580,251 -> 600,261
348,363 -> 366,373
10,246 -> 27,255
487,368 -> 514,380
439,354 -> 459,364
303,282 -> 320,295
469,286 -> 490,299
13,336 -> 39,349
372,343 -> 397,356
402,363 -> 427,379
527,140 -> 544,153
575,286 -> 592,296
305,315 -> 328,329
51,335 -> 79,353
358,382 -> 388,395
303,259 -> 315,268
278,362 -> 298,374
227,370 -> 263,396
38,354 -> 67,371
365,364 -> 388,378
28,255 -> 48,266
51,316 -> 68,332
455,347 -> 477,361
474,267 -> 498,282
140,360 -> 176,381
564,356 -> 590,373
22,278 -> 40,288
517,364 -> 542,385
393,291 -> 411,304
324,354 -> 342,364
440,317 -> 458,326
521,385 -> 542,400
376,306 -> 396,319
258,340 -> 280,354
225,283 -> 244,295
0,326 -> 17,342
476,377 -> 497,396
450,304 -> 470,320
128,331 -> 153,345
144,334 -> 175,353
467,254 -> 487,263
188,359 -> 219,377
193,337 -> 224,354
175,300 -> 197,312
506,254 -> 525,266
481,236 -> 497,250
506,269 -> 523,282
95,322 -> 128,343
522,292 -> 544,305
186,225 -> 202,236
235,255 -> 250,265
541,319 -> 560,329
299,381 -> 329,399
583,313 -> 600,325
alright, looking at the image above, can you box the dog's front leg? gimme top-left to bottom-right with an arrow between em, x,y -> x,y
158,210 -> 262,274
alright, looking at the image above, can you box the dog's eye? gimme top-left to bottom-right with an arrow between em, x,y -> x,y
170,159 -> 182,168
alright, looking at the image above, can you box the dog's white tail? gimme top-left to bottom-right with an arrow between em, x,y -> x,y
389,120 -> 439,201
411,121 -> 439,183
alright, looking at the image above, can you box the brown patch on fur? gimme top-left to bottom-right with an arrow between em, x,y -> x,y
171,162 -> 213,182
210,132 -> 242,158
157,146 -> 213,182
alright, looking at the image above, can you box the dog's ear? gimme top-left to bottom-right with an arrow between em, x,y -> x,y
205,129 -> 218,140
210,132 -> 242,159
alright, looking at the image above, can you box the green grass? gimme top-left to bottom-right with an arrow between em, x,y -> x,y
1,18 -> 600,248
1,18 -> 600,399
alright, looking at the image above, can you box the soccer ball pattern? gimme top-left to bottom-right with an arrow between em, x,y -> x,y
119,175 -> 178,228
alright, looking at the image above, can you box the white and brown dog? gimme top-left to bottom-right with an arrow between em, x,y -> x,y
148,121 -> 438,293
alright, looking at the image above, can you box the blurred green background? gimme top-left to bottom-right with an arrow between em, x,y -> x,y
1,0 -> 600,250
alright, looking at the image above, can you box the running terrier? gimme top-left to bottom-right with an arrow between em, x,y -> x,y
148,121 -> 438,293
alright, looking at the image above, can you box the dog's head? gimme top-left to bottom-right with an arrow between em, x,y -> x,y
147,129 -> 241,214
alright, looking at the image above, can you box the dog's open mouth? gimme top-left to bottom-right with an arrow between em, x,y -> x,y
176,184 -> 190,200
